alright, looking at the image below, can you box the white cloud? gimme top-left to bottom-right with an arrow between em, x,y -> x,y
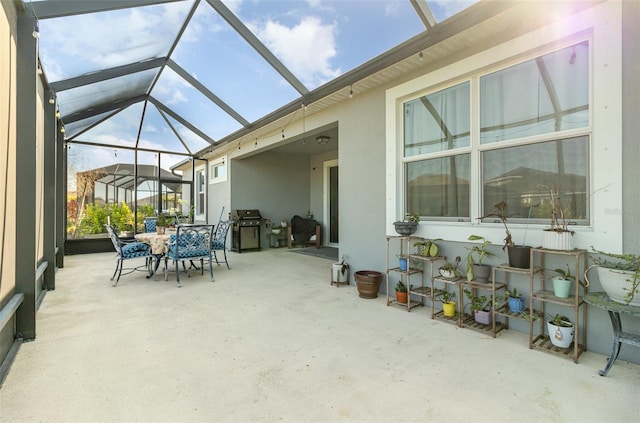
254,16 -> 340,88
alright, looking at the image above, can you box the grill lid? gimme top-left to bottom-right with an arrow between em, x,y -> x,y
231,209 -> 262,220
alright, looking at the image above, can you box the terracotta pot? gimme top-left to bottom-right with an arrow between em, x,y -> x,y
395,290 -> 408,304
354,270 -> 382,299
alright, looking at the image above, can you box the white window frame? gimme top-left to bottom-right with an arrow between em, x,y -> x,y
385,2 -> 623,252
209,156 -> 227,184
196,166 -> 206,218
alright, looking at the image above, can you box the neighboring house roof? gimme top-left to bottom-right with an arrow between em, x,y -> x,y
77,163 -> 182,192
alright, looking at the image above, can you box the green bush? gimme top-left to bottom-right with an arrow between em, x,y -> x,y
79,202 -> 134,235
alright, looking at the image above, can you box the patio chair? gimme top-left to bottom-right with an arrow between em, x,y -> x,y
287,215 -> 322,248
143,217 -> 158,233
211,220 -> 232,269
105,224 -> 152,287
163,224 -> 214,287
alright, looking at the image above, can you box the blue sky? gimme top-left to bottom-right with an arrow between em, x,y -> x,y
36,0 -> 478,171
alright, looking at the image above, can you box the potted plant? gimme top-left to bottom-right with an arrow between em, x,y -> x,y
395,281 -> 409,304
393,212 -> 419,236
436,290 -> 456,317
539,185 -> 575,250
464,288 -> 491,325
331,255 -> 349,286
466,235 -> 495,282
547,314 -> 574,348
156,214 -> 167,234
479,201 -> 531,269
413,238 -> 441,257
439,256 -> 461,278
551,265 -> 575,298
354,270 -> 383,299
504,288 -> 525,314
585,246 -> 640,306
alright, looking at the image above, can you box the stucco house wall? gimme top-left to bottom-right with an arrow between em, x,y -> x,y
206,0 -> 639,364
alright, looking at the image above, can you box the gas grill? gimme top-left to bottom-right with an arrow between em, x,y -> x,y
231,209 -> 262,253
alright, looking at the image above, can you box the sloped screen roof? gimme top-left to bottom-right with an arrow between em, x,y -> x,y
29,0 -> 478,157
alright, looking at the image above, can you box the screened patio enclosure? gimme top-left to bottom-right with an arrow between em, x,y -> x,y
27,0 -> 478,246
71,163 -> 187,237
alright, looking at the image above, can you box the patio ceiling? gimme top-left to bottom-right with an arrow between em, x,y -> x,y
27,0 -> 481,158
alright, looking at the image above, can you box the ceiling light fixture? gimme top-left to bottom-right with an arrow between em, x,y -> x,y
48,97 -> 55,105
55,110 -> 60,118
32,21 -> 39,39
316,135 -> 330,145
60,126 -> 65,134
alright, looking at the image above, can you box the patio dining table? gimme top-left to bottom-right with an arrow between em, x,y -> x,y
135,231 -> 173,255
134,231 -> 174,276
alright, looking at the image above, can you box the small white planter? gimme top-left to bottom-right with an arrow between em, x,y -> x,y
332,263 -> 349,283
547,321 -> 574,348
439,269 -> 456,278
541,230 -> 574,250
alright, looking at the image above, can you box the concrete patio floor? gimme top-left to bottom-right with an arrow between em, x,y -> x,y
1,248 -> 639,422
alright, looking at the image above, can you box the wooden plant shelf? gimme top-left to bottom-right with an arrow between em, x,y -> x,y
531,334 -> 586,363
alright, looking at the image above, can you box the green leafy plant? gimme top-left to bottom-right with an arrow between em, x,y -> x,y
439,256 -> 461,277
157,214 -> 168,227
548,313 -> 573,327
395,281 -> 408,293
589,246 -> 640,305
505,288 -> 523,299
466,235 -> 495,281
436,290 -> 455,304
405,212 -> 420,223
413,239 -> 441,257
552,265 -> 576,282
464,289 -> 490,312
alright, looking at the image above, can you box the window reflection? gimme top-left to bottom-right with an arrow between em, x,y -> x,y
404,82 -> 470,157
482,136 -> 589,224
407,154 -> 470,219
480,41 -> 589,144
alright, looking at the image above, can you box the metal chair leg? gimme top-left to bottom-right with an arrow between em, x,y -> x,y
175,259 -> 182,287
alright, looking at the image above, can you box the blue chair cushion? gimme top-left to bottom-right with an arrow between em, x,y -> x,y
144,220 -> 157,233
211,240 -> 225,249
166,233 -> 210,259
122,242 -> 150,258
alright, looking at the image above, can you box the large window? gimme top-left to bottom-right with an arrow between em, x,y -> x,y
403,41 -> 590,225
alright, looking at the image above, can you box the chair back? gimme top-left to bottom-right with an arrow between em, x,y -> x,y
167,224 -> 214,260
212,220 -> 232,249
105,224 -> 122,254
144,217 -> 158,233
